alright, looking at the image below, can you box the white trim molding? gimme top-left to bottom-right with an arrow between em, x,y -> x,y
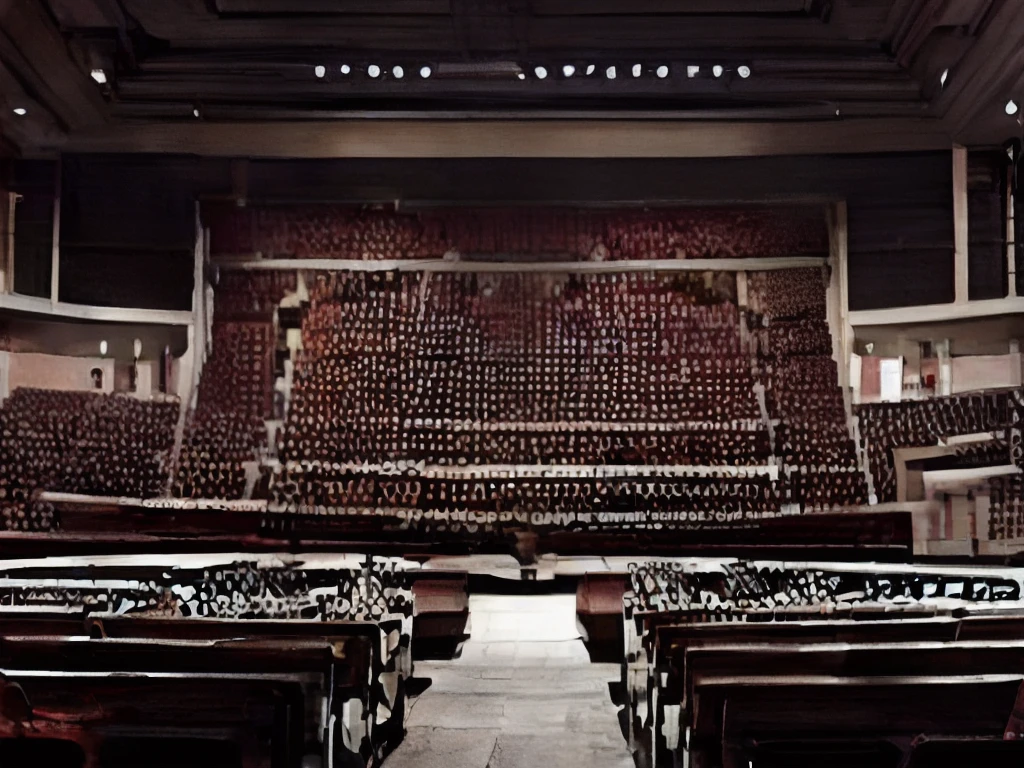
0,292 -> 194,325
849,296 -> 1024,327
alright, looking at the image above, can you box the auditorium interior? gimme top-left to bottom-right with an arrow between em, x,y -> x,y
6,1 -> 1024,767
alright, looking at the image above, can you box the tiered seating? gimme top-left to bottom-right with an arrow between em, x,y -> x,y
0,554 -> 415,766
989,474 -> 1024,540
206,203 -> 828,262
750,269 -> 867,510
620,560 -> 1024,768
175,321 -> 272,499
857,392 -> 1011,502
0,389 -> 178,530
272,269 -> 783,530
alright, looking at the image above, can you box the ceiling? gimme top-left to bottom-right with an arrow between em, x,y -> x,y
0,0 -> 1022,157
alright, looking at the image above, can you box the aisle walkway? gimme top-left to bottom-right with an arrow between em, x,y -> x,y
387,593 -> 633,768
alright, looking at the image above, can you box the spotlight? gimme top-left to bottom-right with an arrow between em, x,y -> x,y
314,64 -> 326,78
656,65 -> 669,79
940,68 -> 948,88
606,65 -> 616,80
632,63 -> 642,77
420,65 -> 432,78
712,65 -> 723,78
563,64 -> 575,77
517,72 -> 526,80
1007,100 -> 1019,116
368,64 -> 381,78
737,65 -> 751,78
535,65 -> 548,79
12,107 -> 26,116
90,69 -> 107,84
686,65 -> 699,78
586,64 -> 595,75
393,65 -> 404,79
340,64 -> 351,75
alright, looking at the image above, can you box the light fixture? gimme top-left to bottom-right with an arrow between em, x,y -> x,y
686,65 -> 699,78
606,65 -> 616,80
737,65 -> 751,79
1007,99 -> 1019,116
656,65 -> 669,79
133,339 -> 143,359
586,64 -> 595,75
535,65 -> 548,79
90,69 -> 107,84
367,64 -> 381,78
393,65 -> 404,79
420,65 -> 432,78
100,340 -> 108,356
517,72 -> 526,80
563,64 -> 575,77
940,68 -> 949,88
192,107 -> 200,118
712,65 -> 723,78
340,64 -> 351,75
314,64 -> 326,78
632,63 -> 642,77
12,107 -> 26,116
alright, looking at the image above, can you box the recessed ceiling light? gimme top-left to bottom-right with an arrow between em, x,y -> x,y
193,107 -> 200,118
517,72 -> 526,80
687,65 -> 699,78
737,65 -> 751,79
90,69 -> 107,84
12,107 -> 26,116
656,65 -> 669,79
340,64 -> 351,75
632,64 -> 642,77
393,65 -> 404,79
712,65 -> 724,78
420,65 -> 432,78
606,65 -> 617,80
586,64 -> 595,75
367,64 -> 381,78
535,65 -> 548,79
314,64 -> 326,78
563,64 -> 575,77
1007,99 -> 1019,115
940,68 -> 949,87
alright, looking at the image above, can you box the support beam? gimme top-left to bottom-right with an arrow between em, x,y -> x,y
953,145 -> 968,304
49,158 -> 60,306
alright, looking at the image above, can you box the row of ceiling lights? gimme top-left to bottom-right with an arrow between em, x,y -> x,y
311,63 -> 751,80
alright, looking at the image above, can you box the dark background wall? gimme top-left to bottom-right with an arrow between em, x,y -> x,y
9,151 -> 981,313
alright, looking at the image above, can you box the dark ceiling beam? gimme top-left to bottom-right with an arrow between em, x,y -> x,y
0,0 -> 107,130
532,0 -> 812,13
118,0 -> 875,50
112,74 -> 924,103
214,0 -> 451,13
60,117 -> 953,158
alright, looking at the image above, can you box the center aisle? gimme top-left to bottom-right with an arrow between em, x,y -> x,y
388,593 -> 633,768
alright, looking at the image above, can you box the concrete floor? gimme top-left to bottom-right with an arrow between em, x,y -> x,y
387,593 -> 633,768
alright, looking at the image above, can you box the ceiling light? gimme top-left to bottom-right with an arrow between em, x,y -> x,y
100,340 -> 108,356
737,65 -> 751,79
90,69 -> 107,84
940,68 -> 949,87
517,72 -> 526,80
586,64 -> 595,75
420,65 -> 432,78
686,65 -> 699,78
12,107 -> 26,116
367,64 -> 381,78
632,64 -> 642,77
656,65 -> 669,79
535,65 -> 548,79
193,107 -> 200,118
563,64 -> 575,77
1007,100 -> 1019,115
606,65 -> 616,80
314,64 -> 326,78
340,64 -> 351,75
393,65 -> 404,79
712,65 -> 723,78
